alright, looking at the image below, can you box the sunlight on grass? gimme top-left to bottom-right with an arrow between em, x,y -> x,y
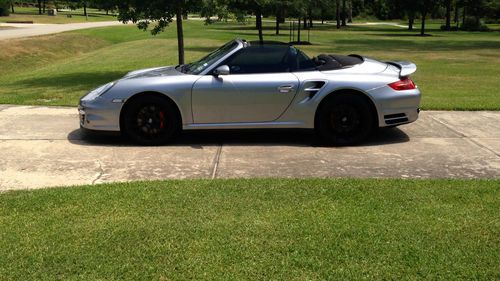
1,178 -> 498,280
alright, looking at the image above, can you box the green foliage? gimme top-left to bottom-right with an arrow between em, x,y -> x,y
200,0 -> 230,24
89,0 -> 118,13
117,0 -> 177,35
461,16 -> 490,31
0,0 -> 10,16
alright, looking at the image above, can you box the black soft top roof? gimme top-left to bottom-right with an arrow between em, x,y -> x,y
237,39 -> 364,71
314,54 -> 364,71
247,40 -> 291,46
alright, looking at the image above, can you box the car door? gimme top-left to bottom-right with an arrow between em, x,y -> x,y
191,45 -> 300,124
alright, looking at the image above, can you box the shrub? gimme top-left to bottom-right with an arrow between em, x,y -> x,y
0,0 -> 10,17
440,25 -> 460,31
460,17 -> 490,31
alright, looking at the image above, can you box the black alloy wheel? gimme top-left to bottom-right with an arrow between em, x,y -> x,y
316,94 -> 374,145
122,95 -> 179,145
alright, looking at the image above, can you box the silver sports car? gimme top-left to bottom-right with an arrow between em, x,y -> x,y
79,39 -> 421,145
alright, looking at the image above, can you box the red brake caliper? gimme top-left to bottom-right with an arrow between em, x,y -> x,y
159,112 -> 165,129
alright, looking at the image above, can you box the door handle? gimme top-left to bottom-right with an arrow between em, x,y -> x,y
278,85 -> 294,93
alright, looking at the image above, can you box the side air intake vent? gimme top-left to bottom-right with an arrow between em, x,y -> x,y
303,81 -> 326,98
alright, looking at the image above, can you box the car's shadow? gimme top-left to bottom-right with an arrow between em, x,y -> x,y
67,127 -> 410,148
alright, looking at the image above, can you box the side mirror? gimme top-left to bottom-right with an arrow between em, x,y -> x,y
213,65 -> 230,77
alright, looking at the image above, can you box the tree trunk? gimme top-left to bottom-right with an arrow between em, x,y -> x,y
11,1 -> 14,13
275,11 -> 280,35
83,3 -> 87,17
454,2 -> 459,24
176,7 -> 185,64
445,0 -> 451,30
420,10 -> 427,36
309,9 -> 313,28
255,7 -> 263,44
341,0 -> 347,26
336,0 -> 340,29
408,13 -> 414,30
462,6 -> 466,28
348,0 -> 353,23
303,16 -> 307,29
42,0 -> 45,13
297,18 -> 301,43
38,0 -> 41,14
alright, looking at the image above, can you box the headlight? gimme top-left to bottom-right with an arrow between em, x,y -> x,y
81,82 -> 115,101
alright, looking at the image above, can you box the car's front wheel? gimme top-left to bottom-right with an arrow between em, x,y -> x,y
315,94 -> 374,145
122,95 -> 180,145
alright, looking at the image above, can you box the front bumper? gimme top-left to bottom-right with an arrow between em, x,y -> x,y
78,97 -> 123,132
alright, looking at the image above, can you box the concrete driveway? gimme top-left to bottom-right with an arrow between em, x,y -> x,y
0,21 -> 126,40
0,105 -> 499,191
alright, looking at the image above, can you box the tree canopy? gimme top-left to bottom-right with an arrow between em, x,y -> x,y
9,0 -> 496,62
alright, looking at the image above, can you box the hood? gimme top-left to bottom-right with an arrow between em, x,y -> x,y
122,66 -> 184,79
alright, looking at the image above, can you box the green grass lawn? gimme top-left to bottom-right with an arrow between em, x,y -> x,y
0,7 -> 116,24
1,179 -> 498,280
0,20 -> 499,109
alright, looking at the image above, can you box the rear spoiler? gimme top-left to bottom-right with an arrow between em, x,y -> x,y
386,61 -> 417,78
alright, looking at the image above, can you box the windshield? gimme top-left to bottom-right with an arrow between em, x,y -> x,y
178,40 -> 239,75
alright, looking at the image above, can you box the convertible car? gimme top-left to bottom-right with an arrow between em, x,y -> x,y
79,39 -> 421,145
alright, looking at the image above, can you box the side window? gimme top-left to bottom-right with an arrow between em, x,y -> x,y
221,46 -> 292,74
295,49 -> 317,71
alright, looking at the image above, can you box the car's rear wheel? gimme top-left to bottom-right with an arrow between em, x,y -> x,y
122,95 -> 180,145
315,94 -> 374,145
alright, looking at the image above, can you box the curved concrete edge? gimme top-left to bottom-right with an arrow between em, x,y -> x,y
0,21 -> 130,41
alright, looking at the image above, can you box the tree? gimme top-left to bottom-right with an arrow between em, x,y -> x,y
336,0 -> 340,29
400,0 -> 419,30
288,0 -> 313,42
317,0 -> 336,24
270,0 -> 288,35
227,0 -> 271,44
443,0 -> 453,30
348,0 -> 353,23
83,0 -> 88,17
66,0 -> 90,18
417,0 -> 437,35
200,0 -> 229,24
455,0 -> 496,30
91,0 -> 118,15
118,0 -> 197,64
0,0 -> 10,16
341,0 -> 347,26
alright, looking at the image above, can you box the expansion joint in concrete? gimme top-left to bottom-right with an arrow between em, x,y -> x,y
92,160 -> 104,185
211,144 -> 223,179
429,115 -> 500,158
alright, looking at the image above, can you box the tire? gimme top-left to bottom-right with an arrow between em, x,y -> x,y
315,94 -> 374,145
121,95 -> 180,145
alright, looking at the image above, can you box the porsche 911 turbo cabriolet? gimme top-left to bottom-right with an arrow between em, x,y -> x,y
79,39 -> 421,145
